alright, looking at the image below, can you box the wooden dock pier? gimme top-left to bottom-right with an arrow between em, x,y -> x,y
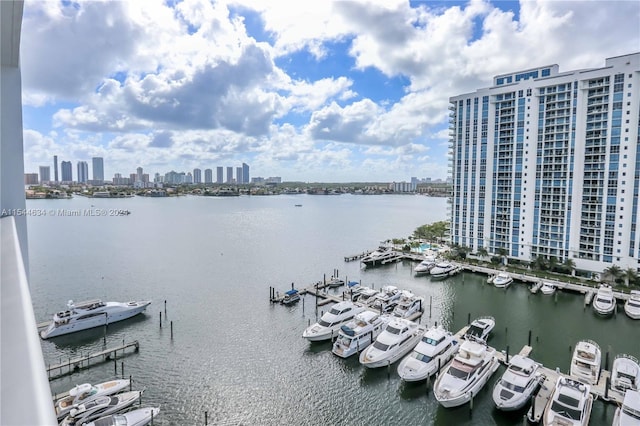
46,340 -> 140,380
344,250 -> 373,262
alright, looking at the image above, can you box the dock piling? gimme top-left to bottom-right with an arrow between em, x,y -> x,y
605,376 -> 610,400
159,311 -> 162,328
528,330 -> 532,346
506,345 -> 510,364
387,360 -> 390,380
121,361 -> 124,379
170,321 -> 173,340
467,313 -> 471,325
429,296 -> 432,318
469,392 -> 473,417
205,411 -> 208,425
164,300 -> 167,316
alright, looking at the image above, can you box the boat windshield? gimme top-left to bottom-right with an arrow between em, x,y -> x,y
386,326 -> 402,335
629,300 -> 640,308
373,341 -> 390,351
499,379 -> 526,393
447,366 -> 470,380
421,336 -> 440,346
466,325 -> 484,338
410,351 -> 433,364
318,320 -> 332,327
330,307 -> 347,315
596,297 -> 611,304
337,335 -> 352,346
550,400 -> 582,421
622,406 -> 640,420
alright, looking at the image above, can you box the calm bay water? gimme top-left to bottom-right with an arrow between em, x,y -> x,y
27,195 -> 638,425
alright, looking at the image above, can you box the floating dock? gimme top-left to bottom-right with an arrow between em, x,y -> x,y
46,340 -> 139,380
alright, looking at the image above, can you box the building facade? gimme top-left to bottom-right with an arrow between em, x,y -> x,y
61,160 -> 72,182
226,166 -> 233,183
38,166 -> 50,183
216,166 -> 223,183
204,168 -> 213,184
193,168 -> 202,184
242,163 -> 250,184
92,157 -> 104,183
449,53 -> 640,275
77,161 -> 88,183
53,155 -> 58,182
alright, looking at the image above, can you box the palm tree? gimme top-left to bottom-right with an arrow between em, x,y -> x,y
624,268 -> 638,287
477,247 -> 488,262
602,265 -> 623,286
548,256 -> 559,273
496,247 -> 508,266
561,258 -> 576,276
532,254 -> 548,271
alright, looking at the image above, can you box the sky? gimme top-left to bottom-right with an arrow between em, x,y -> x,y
20,0 -> 640,183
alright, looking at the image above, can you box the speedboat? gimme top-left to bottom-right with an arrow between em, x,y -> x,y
414,256 -> 437,275
569,339 -> 601,385
624,290 -> 640,319
327,277 -> 345,288
361,246 -> 398,267
392,291 -> 424,319
540,282 -> 556,295
54,379 -> 131,420
332,311 -> 389,358
430,262 -> 456,279
611,354 -> 640,391
41,299 -> 151,339
60,390 -> 142,426
369,285 -> 401,313
397,325 -> 459,382
493,273 -> 513,289
593,284 -> 616,316
281,289 -> 300,305
302,301 -> 366,341
492,354 -> 543,411
543,377 -> 592,426
356,287 -> 378,305
612,389 -> 640,426
346,281 -> 363,299
84,406 -> 160,426
464,316 -> 495,343
359,318 -> 424,368
433,337 -> 500,407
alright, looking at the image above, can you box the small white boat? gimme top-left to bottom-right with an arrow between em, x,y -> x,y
492,355 -> 543,411
346,281 -> 363,299
41,299 -> 151,339
493,273 -> 513,289
464,316 -> 495,343
570,339 -> 601,385
355,287 -> 378,305
414,256 -> 437,275
433,338 -> 500,408
540,282 -> 556,295
397,325 -> 459,382
392,291 -> 424,319
60,390 -> 142,426
624,290 -> 640,320
612,389 -> 640,426
281,289 -> 300,305
54,379 -> 131,420
84,406 -> 160,426
543,377 -> 592,426
593,284 -> 616,316
611,354 -> 640,391
326,277 -> 345,288
359,318 -> 425,368
361,245 -> 398,267
430,262 -> 456,279
369,285 -> 401,313
302,301 -> 366,341
332,311 -> 389,358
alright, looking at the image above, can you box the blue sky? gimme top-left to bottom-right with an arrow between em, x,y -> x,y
20,0 -> 640,182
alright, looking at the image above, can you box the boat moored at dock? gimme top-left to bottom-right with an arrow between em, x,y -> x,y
359,318 -> 424,368
612,389 -> 640,426
569,339 -> 601,385
540,282 -> 556,295
397,325 -> 459,382
492,354 -> 543,411
430,262 -> 456,279
624,290 -> 640,319
492,273 -> 513,289
592,284 -> 616,316
611,354 -> 640,392
414,255 -> 437,275
281,289 -> 300,305
302,301 -> 366,342
84,406 -> 160,426
331,311 -> 389,358
54,379 -> 131,420
464,316 -> 495,343
392,291 -> 423,319
60,390 -> 143,426
543,377 -> 592,426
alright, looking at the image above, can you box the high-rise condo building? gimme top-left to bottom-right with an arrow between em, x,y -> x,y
24,173 -> 39,185
204,168 -> 213,184
53,155 -> 58,182
77,161 -> 89,183
226,166 -> 233,183
61,161 -> 72,182
92,157 -> 104,183
242,163 -> 250,184
193,168 -> 202,184
136,167 -> 143,183
236,167 -> 242,184
38,166 -> 50,183
449,53 -> 640,276
216,167 -> 223,183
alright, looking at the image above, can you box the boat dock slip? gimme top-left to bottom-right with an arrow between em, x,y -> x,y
46,340 -> 139,380
344,250 -> 373,262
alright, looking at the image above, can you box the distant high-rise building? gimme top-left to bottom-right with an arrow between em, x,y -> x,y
216,167 -> 223,183
185,172 -> 193,184
142,174 -> 149,183
204,168 -> 213,184
39,166 -> 50,183
24,173 -> 39,185
92,157 -> 104,182
226,167 -> 233,183
242,163 -> 250,184
61,161 -> 72,182
77,161 -> 88,183
129,173 -> 137,184
53,155 -> 58,182
193,168 -> 202,184
236,167 -> 242,184
136,167 -> 143,183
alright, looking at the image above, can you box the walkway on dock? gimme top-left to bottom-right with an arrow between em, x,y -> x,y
46,340 -> 139,380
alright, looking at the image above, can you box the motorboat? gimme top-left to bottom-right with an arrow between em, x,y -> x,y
540,282 -> 556,295
346,281 -> 363,299
392,291 -> 424,319
281,289 -> 300,305
492,354 -> 543,411
302,301 -> 366,341
493,273 -> 513,289
41,299 -> 151,339
359,318 -> 425,368
54,379 -> 131,420
361,246 -> 398,267
612,389 -> 640,426
433,337 -> 500,408
543,377 -> 592,426
327,277 -> 345,288
414,255 -> 437,275
430,262 -> 456,279
464,316 -> 495,343
84,406 -> 160,426
624,290 -> 640,320
611,354 -> 640,391
332,311 -> 389,358
593,284 -> 616,316
60,390 -> 142,426
355,287 -> 378,305
569,339 -> 601,385
369,285 -> 401,313
397,325 -> 459,382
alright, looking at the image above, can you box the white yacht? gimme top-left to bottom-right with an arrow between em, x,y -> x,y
464,316 -> 495,343
346,281 -> 363,299
41,299 -> 151,339
540,282 -> 556,295
493,273 -> 513,289
397,326 -> 459,382
302,301 -> 366,341
361,246 -> 398,267
570,339 -> 601,385
430,262 -> 456,279
369,285 -> 401,313
414,255 -> 437,275
54,379 -> 131,420
433,338 -> 500,407
612,389 -> 640,426
593,284 -> 616,316
392,291 -> 424,319
355,287 -> 378,305
543,377 -> 592,426
611,354 -> 640,391
85,406 -> 160,426
60,390 -> 142,426
332,311 -> 389,358
492,355 -> 543,411
359,318 -> 424,368
326,277 -> 345,288
624,290 -> 640,319
281,289 -> 300,305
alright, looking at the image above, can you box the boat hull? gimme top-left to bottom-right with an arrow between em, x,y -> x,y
359,333 -> 422,369
624,304 -> 640,320
398,346 -> 458,382
434,357 -> 500,408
